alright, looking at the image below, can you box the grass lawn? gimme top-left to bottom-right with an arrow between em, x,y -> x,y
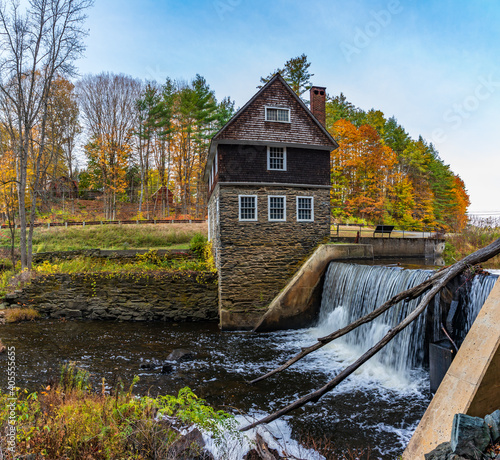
0,222 -> 207,252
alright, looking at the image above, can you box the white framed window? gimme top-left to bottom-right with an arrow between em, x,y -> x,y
265,106 -> 290,123
296,196 -> 314,222
268,196 -> 286,221
267,146 -> 286,171
239,195 -> 257,221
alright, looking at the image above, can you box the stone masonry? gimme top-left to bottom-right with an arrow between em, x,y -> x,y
213,184 -> 331,329
205,75 -> 337,330
3,272 -> 218,322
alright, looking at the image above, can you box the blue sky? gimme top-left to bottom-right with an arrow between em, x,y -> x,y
78,0 -> 500,217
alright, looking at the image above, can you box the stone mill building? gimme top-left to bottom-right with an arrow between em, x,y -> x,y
204,74 -> 338,330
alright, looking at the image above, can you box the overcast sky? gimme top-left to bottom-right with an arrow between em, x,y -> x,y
76,0 -> 500,218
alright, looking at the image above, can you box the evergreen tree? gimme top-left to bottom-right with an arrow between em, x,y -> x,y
259,54 -> 314,98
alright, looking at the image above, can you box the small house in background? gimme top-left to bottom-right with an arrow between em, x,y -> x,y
150,186 -> 174,207
204,74 -> 338,330
46,176 -> 78,199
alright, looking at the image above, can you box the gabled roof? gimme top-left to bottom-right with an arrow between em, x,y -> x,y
204,74 -> 338,182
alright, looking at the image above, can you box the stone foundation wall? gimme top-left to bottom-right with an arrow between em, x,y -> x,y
2,272 -> 218,322
216,184 -> 331,329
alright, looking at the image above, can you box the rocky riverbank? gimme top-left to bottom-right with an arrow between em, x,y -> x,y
426,411 -> 500,459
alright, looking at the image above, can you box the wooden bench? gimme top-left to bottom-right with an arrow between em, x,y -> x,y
373,225 -> 394,238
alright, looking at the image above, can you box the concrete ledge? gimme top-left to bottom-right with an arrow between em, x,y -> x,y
403,277 -> 500,459
331,237 -> 445,259
254,244 -> 373,332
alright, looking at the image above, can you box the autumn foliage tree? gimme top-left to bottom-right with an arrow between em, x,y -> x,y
0,144 -> 17,265
75,72 -> 234,220
84,135 -> 130,220
327,96 -> 469,231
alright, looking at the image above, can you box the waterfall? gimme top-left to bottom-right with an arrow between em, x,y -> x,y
455,272 -> 498,342
317,262 -> 498,375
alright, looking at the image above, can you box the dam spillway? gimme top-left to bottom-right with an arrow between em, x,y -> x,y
317,262 -> 498,374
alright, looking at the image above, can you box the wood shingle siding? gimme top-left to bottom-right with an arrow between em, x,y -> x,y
217,144 -> 330,186
214,77 -> 334,148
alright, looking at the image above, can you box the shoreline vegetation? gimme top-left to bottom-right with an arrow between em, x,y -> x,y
0,362 -> 374,460
443,217 -> 500,268
0,363 -> 240,460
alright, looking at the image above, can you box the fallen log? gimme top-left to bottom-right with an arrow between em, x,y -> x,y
241,238 -> 500,432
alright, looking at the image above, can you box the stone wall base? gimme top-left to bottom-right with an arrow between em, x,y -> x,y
3,272 -> 218,322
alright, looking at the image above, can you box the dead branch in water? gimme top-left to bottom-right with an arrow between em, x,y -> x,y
241,238 -> 500,432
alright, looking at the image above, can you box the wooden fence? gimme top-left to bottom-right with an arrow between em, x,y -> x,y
0,219 -> 206,230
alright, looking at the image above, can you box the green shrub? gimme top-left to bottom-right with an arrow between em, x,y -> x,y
0,258 -> 13,271
0,269 -> 15,296
189,233 -> 208,259
59,362 -> 91,392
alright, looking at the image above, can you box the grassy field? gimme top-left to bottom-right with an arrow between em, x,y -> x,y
0,222 -> 207,252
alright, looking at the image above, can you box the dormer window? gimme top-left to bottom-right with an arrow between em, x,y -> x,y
267,146 -> 286,171
265,107 -> 290,123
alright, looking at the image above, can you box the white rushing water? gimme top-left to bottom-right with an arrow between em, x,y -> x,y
318,263 -> 435,374
460,271 -> 498,339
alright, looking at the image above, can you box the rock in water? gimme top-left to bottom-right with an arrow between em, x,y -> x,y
451,413 -> 490,458
167,427 -> 211,459
243,433 -> 281,460
140,362 -> 155,370
161,363 -> 175,374
166,348 -> 195,362
424,442 -> 453,460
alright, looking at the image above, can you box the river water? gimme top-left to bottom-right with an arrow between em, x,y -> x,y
0,320 -> 429,458
0,263 -> 497,459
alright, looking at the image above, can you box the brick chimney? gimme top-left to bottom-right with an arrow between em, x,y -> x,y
310,86 -> 326,127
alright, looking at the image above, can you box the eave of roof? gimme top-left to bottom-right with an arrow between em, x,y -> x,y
203,73 -> 339,182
